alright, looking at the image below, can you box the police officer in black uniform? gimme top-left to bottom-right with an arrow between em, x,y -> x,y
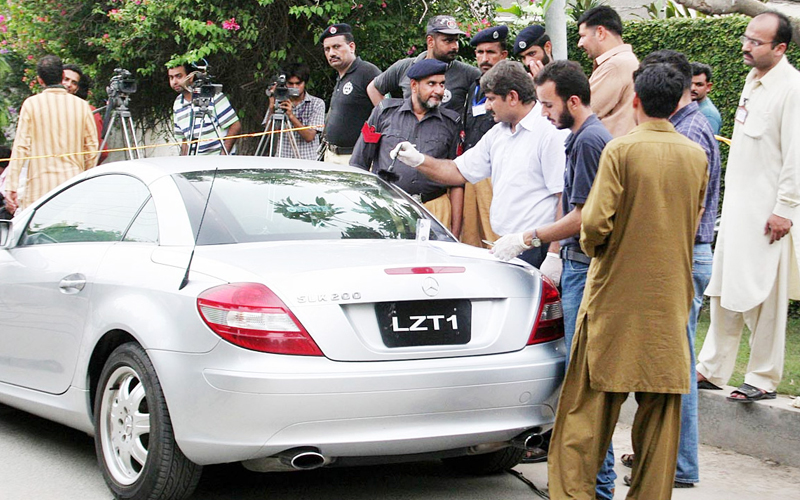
320,23 -> 381,164
460,25 -> 508,248
351,59 -> 463,233
514,24 -> 553,78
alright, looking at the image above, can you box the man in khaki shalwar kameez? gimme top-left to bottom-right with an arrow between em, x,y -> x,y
548,63 -> 708,500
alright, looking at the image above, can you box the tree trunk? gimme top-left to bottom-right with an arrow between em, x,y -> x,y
673,0 -> 800,44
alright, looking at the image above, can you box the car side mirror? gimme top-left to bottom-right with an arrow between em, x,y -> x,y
0,219 -> 11,248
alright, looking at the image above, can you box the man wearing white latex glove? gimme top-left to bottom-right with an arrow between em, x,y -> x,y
350,59 -> 463,235
389,142 -> 424,168
399,59 -> 569,269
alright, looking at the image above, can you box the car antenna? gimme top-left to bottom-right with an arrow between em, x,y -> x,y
179,167 -> 220,290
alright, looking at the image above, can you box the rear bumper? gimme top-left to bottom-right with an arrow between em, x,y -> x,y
149,340 -> 565,465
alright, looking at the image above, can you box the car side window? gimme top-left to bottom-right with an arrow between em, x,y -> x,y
20,175 -> 151,246
123,197 -> 159,243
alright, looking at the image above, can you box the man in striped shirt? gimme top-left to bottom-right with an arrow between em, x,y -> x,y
168,64 -> 241,155
4,55 -> 98,213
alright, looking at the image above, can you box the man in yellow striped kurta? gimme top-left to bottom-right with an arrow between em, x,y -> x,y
4,55 -> 98,213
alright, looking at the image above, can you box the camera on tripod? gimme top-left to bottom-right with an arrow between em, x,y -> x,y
108,68 -> 137,96
267,74 -> 300,112
188,61 -> 222,102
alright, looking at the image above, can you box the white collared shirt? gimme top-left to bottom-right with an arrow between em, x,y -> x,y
455,102 -> 568,235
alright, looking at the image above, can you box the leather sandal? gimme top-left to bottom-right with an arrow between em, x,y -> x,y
727,383 -> 777,403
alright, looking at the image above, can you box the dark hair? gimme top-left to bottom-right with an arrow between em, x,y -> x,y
534,60 -> 591,106
0,145 -> 11,161
636,50 -> 691,91
168,64 -> 189,74
63,64 -> 91,99
577,6 -> 623,37
758,11 -> 793,47
481,59 -> 537,104
634,63 -> 684,118
282,62 -> 311,84
37,55 -> 63,86
690,62 -> 713,82
532,33 -> 550,49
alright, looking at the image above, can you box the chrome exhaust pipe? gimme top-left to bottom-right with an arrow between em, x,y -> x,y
512,429 -> 544,451
278,447 -> 327,470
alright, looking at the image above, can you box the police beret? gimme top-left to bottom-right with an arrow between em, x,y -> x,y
426,15 -> 466,36
513,24 -> 547,55
470,25 -> 508,46
407,59 -> 448,80
320,23 -> 352,42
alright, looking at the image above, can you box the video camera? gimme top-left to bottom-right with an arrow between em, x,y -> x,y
267,74 -> 300,112
108,68 -> 137,96
189,61 -> 222,102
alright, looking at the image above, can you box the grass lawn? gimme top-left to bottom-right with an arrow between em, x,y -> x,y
695,309 -> 800,397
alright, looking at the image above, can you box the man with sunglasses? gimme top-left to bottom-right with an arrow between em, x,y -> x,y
697,11 -> 800,404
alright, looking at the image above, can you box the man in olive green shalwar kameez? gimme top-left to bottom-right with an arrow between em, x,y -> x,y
547,63 -> 708,500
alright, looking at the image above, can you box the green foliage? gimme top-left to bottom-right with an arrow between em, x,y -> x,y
566,0 -> 606,23
634,0 -> 704,20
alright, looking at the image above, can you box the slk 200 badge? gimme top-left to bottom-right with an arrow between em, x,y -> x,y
297,292 -> 362,304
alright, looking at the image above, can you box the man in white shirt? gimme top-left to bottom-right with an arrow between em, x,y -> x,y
389,59 -> 568,272
697,11 -> 800,403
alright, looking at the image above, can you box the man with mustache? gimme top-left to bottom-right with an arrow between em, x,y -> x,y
351,59 -> 463,233
389,60 -> 568,270
577,6 -> 639,137
320,23 -> 381,165
366,15 -> 479,117
460,25 -> 508,248
690,62 -> 722,135
513,24 -> 553,79
697,11 -> 800,404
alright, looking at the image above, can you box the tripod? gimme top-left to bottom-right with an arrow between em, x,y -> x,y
254,107 -> 300,158
97,92 -> 142,165
187,94 -> 228,156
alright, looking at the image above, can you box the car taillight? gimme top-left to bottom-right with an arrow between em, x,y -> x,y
527,275 -> 564,345
197,283 -> 323,356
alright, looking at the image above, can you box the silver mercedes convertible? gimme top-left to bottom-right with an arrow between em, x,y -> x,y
0,156 -> 565,500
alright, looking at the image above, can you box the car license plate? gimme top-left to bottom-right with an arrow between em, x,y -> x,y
375,299 -> 471,347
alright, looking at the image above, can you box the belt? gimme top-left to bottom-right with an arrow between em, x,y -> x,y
327,144 -> 353,155
411,188 -> 448,204
560,246 -> 591,265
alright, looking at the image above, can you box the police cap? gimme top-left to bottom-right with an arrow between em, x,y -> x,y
513,24 -> 547,55
426,15 -> 466,36
470,25 -> 508,46
320,23 -> 352,42
407,59 -> 448,80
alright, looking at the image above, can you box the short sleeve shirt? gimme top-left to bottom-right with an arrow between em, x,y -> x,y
267,93 -> 325,160
325,57 -> 381,148
561,114 -> 612,248
697,97 -> 722,136
173,92 -> 239,155
372,52 -> 480,116
454,103 -> 569,235
350,98 -> 460,196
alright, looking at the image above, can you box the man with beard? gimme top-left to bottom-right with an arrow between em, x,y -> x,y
388,60 -> 568,270
460,25 -> 508,248
366,15 -> 480,116
351,59 -> 463,233
320,23 -> 381,165
577,6 -> 639,137
491,60 -> 615,498
513,24 -> 553,79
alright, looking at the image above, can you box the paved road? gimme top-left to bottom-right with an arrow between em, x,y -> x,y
2,402 -> 798,499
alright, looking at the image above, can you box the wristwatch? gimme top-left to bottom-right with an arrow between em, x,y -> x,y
530,229 -> 542,248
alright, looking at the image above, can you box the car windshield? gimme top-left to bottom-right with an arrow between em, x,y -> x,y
173,168 -> 454,245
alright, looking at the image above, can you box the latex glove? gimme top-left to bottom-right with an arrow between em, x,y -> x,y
539,252 -> 562,287
491,232 -> 532,261
389,141 -> 424,168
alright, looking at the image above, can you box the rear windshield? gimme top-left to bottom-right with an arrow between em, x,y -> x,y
173,169 -> 454,245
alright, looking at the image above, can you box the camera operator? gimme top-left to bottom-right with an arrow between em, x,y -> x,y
263,63 -> 325,160
168,63 -> 241,155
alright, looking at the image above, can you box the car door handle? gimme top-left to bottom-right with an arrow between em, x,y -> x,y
59,274 -> 86,294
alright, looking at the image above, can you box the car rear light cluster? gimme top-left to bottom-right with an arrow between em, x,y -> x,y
197,283 -> 323,356
527,276 -> 565,345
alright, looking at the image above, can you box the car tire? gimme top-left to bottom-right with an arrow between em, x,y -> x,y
94,342 -> 202,500
442,447 -> 527,475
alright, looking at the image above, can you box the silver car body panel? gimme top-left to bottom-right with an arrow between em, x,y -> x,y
0,156 -> 565,468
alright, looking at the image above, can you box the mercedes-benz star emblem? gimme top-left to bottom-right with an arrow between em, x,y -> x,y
422,277 -> 439,297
